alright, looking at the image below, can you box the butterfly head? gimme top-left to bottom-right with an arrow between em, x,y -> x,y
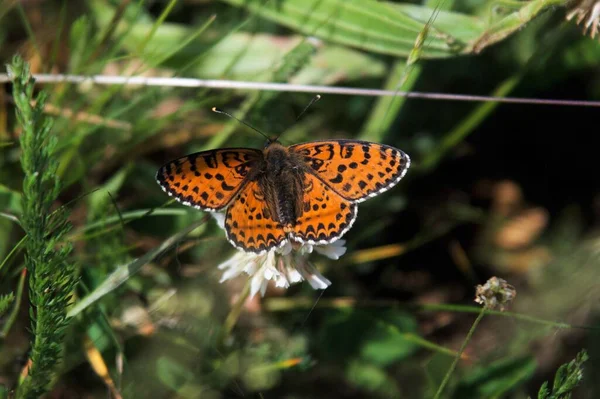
263,136 -> 282,149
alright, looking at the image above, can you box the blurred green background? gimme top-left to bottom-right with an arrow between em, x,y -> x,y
1,0 -> 599,398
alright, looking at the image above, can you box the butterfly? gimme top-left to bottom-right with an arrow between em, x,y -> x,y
156,139 -> 410,254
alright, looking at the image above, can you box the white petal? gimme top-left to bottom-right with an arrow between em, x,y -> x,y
259,280 -> 269,297
286,268 -> 303,284
299,263 -> 332,290
277,241 -> 293,256
263,267 -> 275,280
299,244 -> 314,255
211,212 -> 226,230
274,272 -> 290,288
219,265 -> 243,282
250,273 -> 265,298
307,273 -> 332,289
314,239 -> 347,260
243,259 -> 259,275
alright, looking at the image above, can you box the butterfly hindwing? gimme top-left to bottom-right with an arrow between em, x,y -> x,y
290,139 -> 410,202
156,148 -> 262,211
290,173 -> 357,245
224,181 -> 288,254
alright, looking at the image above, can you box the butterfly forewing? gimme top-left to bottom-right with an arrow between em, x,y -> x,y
156,148 -> 262,211
289,140 -> 410,202
290,173 -> 357,245
224,180 -> 287,253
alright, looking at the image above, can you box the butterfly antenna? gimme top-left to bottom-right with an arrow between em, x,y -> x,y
212,107 -> 271,141
274,94 -> 321,141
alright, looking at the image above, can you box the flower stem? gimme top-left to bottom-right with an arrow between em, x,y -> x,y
219,278 -> 252,346
433,308 -> 486,399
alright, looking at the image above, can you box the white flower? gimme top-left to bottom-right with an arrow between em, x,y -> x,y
211,213 -> 346,297
217,240 -> 344,298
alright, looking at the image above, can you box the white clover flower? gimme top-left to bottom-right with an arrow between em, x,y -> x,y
211,213 -> 344,298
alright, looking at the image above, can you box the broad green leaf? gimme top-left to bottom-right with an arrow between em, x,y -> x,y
0,184 -> 22,215
346,360 -> 401,398
319,309 -> 419,365
220,0 -> 463,58
157,356 -> 195,392
221,0 -> 564,57
360,311 -> 420,366
89,0 -> 386,83
387,3 -> 484,44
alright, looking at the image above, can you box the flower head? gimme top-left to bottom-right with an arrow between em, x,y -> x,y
212,213 -> 345,298
218,240 -> 345,298
566,0 -> 600,38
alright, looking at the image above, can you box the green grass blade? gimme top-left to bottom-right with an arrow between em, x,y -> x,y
67,216 -> 209,318
220,0 -> 476,58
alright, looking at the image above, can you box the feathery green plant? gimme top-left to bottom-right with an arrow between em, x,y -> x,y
0,293 -> 14,316
535,350 -> 589,399
8,56 -> 77,399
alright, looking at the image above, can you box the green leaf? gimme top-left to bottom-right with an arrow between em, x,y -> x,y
156,356 -> 195,392
220,0 -> 467,58
89,0 -> 386,83
221,0 -> 565,57
69,15 -> 93,71
346,360 -> 400,398
319,309 -> 418,366
0,184 -> 22,215
67,216 -> 208,317
87,165 -> 131,221
360,311 -> 419,366
453,356 -> 537,399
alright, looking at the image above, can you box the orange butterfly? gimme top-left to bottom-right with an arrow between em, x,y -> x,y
156,139 -> 410,254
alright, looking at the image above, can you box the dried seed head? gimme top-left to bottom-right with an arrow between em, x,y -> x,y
474,277 -> 516,311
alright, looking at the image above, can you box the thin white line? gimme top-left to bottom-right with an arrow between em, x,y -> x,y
2,73 -> 600,107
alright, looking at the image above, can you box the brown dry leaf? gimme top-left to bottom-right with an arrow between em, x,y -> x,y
151,97 -> 185,119
119,301 -> 156,336
346,243 -> 406,264
495,246 -> 553,273
495,207 -> 549,250
491,180 -> 523,217
39,101 -> 131,130
84,336 -> 123,399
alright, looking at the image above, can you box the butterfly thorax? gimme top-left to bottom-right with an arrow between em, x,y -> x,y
257,142 -> 305,231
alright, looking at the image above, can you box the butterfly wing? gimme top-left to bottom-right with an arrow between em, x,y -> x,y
156,148 -> 262,211
289,139 -> 410,202
224,181 -> 288,253
290,173 -> 357,245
